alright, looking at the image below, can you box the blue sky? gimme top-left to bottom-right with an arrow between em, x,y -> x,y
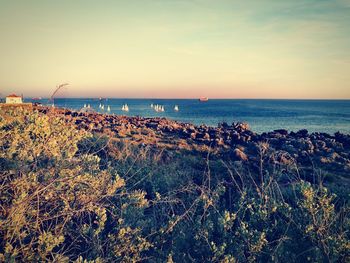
0,0 -> 349,98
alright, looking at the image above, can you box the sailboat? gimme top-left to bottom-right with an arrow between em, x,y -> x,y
107,105 -> 111,112
84,103 -> 87,108
160,106 -> 165,112
122,104 -> 129,112
150,103 -> 154,108
87,104 -> 91,108
101,105 -> 104,110
174,105 -> 179,111
99,103 -> 102,108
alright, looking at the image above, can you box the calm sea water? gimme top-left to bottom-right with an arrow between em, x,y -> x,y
29,98 -> 350,134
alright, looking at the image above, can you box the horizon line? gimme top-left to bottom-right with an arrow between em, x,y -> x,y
19,97 -> 350,101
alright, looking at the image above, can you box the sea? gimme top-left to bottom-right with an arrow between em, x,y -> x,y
28,98 -> 350,135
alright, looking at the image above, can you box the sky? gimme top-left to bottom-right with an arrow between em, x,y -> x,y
0,0 -> 349,99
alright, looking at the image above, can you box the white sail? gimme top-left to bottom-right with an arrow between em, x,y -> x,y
107,105 -> 111,112
125,104 -> 129,111
174,105 -> 179,111
87,104 -> 91,108
151,103 -> 154,108
99,103 -> 102,108
122,105 -> 125,111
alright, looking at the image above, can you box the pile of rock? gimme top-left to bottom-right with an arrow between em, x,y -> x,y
35,106 -> 350,173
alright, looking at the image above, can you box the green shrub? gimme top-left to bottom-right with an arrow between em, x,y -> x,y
0,108 -> 349,262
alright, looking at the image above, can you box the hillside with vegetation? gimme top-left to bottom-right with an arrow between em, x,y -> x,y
0,107 -> 349,262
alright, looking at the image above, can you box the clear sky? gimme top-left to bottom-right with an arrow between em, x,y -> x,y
0,0 -> 349,99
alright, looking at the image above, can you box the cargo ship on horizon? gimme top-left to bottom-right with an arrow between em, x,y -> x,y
199,97 -> 209,102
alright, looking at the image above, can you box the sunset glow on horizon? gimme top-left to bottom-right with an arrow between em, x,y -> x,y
0,0 -> 350,99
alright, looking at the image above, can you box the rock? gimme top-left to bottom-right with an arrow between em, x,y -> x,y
32,105 -> 350,175
247,142 -> 260,154
281,144 -> 297,154
268,138 -> 280,146
243,135 -> 251,142
296,129 -> 308,137
218,122 -> 229,129
195,132 -> 210,140
314,140 -> 327,150
324,138 -> 340,150
203,133 -> 210,140
215,137 -> 225,146
209,129 -> 218,138
292,139 -> 314,153
230,131 -> 240,144
146,122 -> 159,129
335,132 -> 350,148
274,129 -> 288,136
179,128 -> 190,138
190,132 -> 197,140
233,122 -> 250,132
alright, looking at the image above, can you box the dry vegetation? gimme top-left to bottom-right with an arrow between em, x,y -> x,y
0,108 -> 349,262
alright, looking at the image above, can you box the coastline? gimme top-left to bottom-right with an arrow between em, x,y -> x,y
27,105 -> 349,178
1,104 -> 350,262
14,98 -> 350,134
2,103 -> 349,184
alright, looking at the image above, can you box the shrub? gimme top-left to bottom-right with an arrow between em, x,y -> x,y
0,109 -> 151,262
0,108 -> 349,262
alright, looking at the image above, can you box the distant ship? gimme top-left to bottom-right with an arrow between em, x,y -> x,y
174,105 -> 179,111
199,97 -> 209,102
107,105 -> 111,112
32,97 -> 42,100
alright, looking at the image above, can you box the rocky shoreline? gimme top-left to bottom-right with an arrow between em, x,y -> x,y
31,106 -> 350,178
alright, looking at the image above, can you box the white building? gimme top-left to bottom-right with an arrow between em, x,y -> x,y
6,94 -> 23,104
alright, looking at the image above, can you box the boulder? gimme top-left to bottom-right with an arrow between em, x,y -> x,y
281,144 -> 297,154
233,122 -> 250,132
296,129 -> 308,137
274,129 -> 288,136
190,132 -> 197,140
